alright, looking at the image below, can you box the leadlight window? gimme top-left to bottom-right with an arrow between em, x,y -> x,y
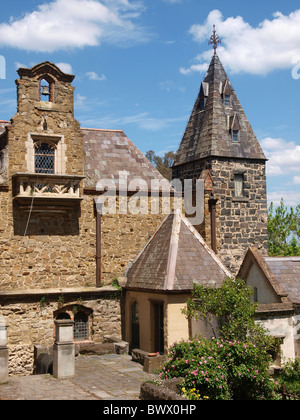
74,312 -> 89,341
224,95 -> 231,106
34,141 -> 55,174
232,130 -> 239,143
234,174 -> 244,198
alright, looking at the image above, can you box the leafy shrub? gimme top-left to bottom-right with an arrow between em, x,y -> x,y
159,337 -> 276,400
278,359 -> 300,395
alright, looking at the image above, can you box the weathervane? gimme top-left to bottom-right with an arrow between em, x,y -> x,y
209,25 -> 221,55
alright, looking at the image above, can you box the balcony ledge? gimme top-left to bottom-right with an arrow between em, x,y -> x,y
12,172 -> 85,210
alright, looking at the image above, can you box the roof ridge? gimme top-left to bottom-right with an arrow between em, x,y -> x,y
181,215 -> 233,278
125,213 -> 171,277
164,211 -> 181,291
81,127 -> 124,133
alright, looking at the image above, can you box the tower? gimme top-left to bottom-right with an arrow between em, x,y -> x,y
173,34 -> 268,274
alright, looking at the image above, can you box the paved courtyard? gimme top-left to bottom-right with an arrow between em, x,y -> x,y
0,354 -> 156,400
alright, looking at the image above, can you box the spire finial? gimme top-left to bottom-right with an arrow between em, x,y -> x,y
209,25 -> 221,55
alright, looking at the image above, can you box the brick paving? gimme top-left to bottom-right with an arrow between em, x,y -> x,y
0,354 -> 156,400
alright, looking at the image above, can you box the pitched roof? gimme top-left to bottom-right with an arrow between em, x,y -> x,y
125,210 -> 232,292
265,256 -> 300,305
82,128 -> 172,192
238,247 -> 300,305
174,54 -> 266,167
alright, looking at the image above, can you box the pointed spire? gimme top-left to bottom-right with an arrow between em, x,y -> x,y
174,53 -> 266,166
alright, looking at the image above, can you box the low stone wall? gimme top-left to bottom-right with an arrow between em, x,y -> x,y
132,348 -> 166,374
140,378 -> 186,401
0,288 -> 122,377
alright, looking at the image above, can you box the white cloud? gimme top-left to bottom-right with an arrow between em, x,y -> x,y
55,62 -> 73,74
0,0 -> 148,52
75,93 -> 87,108
267,191 -> 300,207
261,137 -> 300,178
181,9 -> 300,75
81,112 -> 187,131
159,80 -> 185,92
293,176 -> 300,185
86,71 -> 106,81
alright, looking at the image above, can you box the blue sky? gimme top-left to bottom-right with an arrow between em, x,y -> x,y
0,0 -> 300,207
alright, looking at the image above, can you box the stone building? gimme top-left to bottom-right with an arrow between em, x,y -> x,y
0,62 -> 172,376
0,52 -> 286,377
172,54 -> 268,274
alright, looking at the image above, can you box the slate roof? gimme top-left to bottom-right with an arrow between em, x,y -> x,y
174,54 -> 266,167
238,247 -> 300,306
82,128 -> 172,192
265,256 -> 300,305
125,210 -> 232,292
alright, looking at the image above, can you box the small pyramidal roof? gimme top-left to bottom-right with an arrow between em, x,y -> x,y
174,54 -> 266,166
125,210 -> 232,292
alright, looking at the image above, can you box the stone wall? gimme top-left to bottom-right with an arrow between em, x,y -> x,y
0,289 -> 122,376
212,158 -> 268,273
173,157 -> 268,274
0,191 -> 169,290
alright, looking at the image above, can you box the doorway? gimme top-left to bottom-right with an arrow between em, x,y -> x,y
153,303 -> 164,354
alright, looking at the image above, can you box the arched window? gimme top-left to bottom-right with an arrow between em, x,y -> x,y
74,312 -> 89,341
34,141 -> 56,174
131,302 -> 140,349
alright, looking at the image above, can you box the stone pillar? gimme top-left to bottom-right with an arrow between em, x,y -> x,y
53,320 -> 75,380
0,319 -> 9,384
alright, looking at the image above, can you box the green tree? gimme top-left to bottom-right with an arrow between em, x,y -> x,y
145,150 -> 175,181
268,199 -> 300,256
184,277 -> 274,351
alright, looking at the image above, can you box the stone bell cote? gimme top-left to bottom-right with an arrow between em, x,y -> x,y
15,61 -> 75,116
9,61 -> 84,177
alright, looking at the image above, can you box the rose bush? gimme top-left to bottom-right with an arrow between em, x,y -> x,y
159,337 -> 276,400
